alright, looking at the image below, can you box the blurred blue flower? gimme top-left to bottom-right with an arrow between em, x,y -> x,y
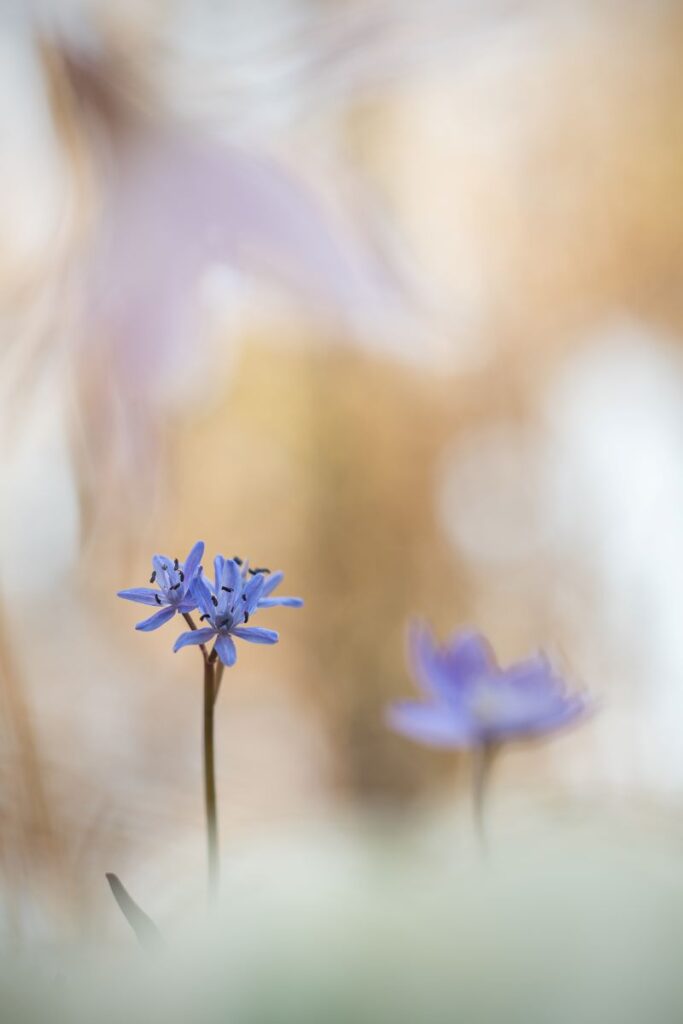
387,625 -> 588,749
173,557 -> 302,667
117,541 -> 205,631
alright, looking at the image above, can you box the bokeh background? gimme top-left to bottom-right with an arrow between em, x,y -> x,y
2,0 -> 683,977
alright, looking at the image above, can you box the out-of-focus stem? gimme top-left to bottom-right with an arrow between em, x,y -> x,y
106,873 -> 164,950
471,742 -> 498,856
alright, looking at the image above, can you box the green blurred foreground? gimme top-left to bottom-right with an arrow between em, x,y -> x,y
2,807 -> 682,1024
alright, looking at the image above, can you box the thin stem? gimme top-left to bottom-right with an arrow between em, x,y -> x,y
471,743 -> 498,857
203,656 -> 219,899
213,659 -> 225,705
181,610 -> 220,896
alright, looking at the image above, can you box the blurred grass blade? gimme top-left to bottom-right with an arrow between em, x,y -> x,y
106,873 -> 164,951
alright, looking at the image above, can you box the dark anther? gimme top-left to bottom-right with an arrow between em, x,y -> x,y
170,583 -> 181,590
200,613 -> 210,622
154,594 -> 162,605
249,567 -> 270,575
149,570 -> 156,583
179,571 -> 184,582
221,586 -> 233,592
161,563 -> 167,570
173,558 -> 179,570
233,556 -> 243,565
211,595 -> 218,607
242,594 -> 247,601
244,611 -> 250,623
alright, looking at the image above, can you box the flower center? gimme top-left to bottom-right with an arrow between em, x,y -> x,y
469,686 -> 505,726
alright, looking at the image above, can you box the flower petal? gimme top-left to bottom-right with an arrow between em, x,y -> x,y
221,558 -> 242,594
523,695 -> 590,736
213,555 -> 225,592
259,571 -> 284,598
483,694 -> 589,742
135,606 -> 177,631
182,541 -> 205,589
173,628 -> 216,652
443,630 -> 496,682
408,623 -> 495,700
117,587 -> 163,606
242,574 -> 266,615
232,626 -> 279,644
152,554 -> 174,575
386,700 -> 476,748
407,623 -> 450,698
257,596 -> 303,608
478,658 -> 590,741
190,575 -> 215,619
215,634 -> 237,666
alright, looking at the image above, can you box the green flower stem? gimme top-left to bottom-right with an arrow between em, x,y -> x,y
471,742 -> 499,856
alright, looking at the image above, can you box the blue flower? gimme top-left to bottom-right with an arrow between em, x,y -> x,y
387,624 -> 589,749
233,559 -> 304,610
172,556 -> 302,666
117,541 -> 205,631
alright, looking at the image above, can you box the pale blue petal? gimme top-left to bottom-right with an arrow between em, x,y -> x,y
407,623 -> 450,698
190,575 -> 215,619
462,650 -> 590,742
408,623 -> 494,700
502,655 -> 561,695
258,596 -> 303,608
182,541 -> 204,588
152,554 -> 174,577
221,558 -> 242,594
243,574 -> 266,615
232,626 -> 279,644
386,700 -> 476,748
173,628 -> 216,652
213,555 -> 225,592
135,606 -> 177,631
443,629 -> 496,682
525,694 -> 589,734
215,634 -> 237,666
259,571 -> 284,598
486,694 -> 589,742
117,587 -> 162,606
